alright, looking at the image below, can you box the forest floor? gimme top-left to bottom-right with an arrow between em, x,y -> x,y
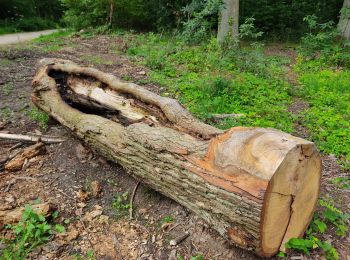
0,32 -> 349,260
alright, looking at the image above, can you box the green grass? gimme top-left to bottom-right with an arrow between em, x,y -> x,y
112,191 -> 130,219
0,107 -> 13,121
81,55 -> 114,65
32,30 -> 72,44
0,58 -> 14,67
295,57 -> 350,162
283,199 -> 349,260
31,30 -> 73,52
0,26 -> 21,35
2,83 -> 13,96
124,33 -> 294,133
120,31 -> 350,164
27,107 -> 50,130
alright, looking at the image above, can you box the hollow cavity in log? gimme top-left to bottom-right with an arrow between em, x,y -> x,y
32,59 -> 322,257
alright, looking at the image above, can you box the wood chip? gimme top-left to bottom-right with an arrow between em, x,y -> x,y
5,143 -> 45,172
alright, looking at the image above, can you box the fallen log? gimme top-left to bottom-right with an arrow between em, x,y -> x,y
32,59 -> 322,257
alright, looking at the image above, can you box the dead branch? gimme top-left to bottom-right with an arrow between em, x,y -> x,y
0,133 -> 64,144
129,181 -> 141,220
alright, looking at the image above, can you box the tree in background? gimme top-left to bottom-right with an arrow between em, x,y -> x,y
240,0 -> 343,40
0,0 -> 63,32
217,0 -> 239,42
338,0 -> 350,39
60,0 -> 188,31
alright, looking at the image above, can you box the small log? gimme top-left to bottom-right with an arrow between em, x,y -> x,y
0,133 -> 64,144
0,203 -> 53,226
32,59 -> 322,257
5,142 -> 45,172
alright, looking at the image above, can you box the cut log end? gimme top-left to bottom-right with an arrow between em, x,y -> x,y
260,142 -> 321,256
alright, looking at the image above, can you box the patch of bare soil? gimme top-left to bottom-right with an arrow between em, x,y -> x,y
0,36 -> 257,260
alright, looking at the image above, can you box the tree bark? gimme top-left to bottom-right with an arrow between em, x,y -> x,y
217,0 -> 239,42
31,59 -> 322,257
108,0 -> 114,26
338,0 -> 350,40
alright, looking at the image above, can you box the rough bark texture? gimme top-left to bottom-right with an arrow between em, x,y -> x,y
5,142 -> 46,172
338,0 -> 350,40
31,59 -> 322,257
217,0 -> 239,42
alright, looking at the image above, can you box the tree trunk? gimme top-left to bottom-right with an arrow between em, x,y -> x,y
338,0 -> 350,40
108,0 -> 114,26
32,59 -> 322,257
217,0 -> 239,42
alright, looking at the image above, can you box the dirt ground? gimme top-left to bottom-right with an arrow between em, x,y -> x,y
0,35 -> 349,260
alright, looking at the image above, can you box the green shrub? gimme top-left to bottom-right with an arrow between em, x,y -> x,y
112,191 -> 130,218
181,0 -> 222,43
1,206 -> 65,259
15,17 -> 57,31
284,199 -> 349,260
299,15 -> 350,69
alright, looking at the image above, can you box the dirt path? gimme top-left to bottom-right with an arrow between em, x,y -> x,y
0,29 -> 57,45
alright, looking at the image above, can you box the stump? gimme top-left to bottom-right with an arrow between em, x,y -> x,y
32,59 -> 322,257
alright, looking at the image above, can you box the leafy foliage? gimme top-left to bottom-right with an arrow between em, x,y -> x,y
0,0 -> 63,32
240,0 -> 343,40
181,0 -> 222,43
299,15 -> 350,68
112,191 -> 130,218
125,32 -> 294,132
161,216 -> 174,223
295,59 -> 350,162
331,177 -> 350,190
1,206 -> 64,259
60,0 -> 188,31
285,199 -> 349,260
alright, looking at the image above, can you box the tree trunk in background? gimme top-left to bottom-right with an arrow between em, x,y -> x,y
32,59 -> 322,257
338,0 -> 350,40
217,0 -> 239,42
108,0 -> 115,26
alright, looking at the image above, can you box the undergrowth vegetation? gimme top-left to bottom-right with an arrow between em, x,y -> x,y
0,206 -> 65,259
125,33 -> 294,133
294,15 -> 350,166
283,199 -> 350,260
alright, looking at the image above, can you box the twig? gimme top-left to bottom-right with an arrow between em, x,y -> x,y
0,133 -> 64,144
12,176 -> 36,181
55,187 -> 75,200
129,181 -> 141,220
167,223 -> 181,233
9,142 -> 24,151
46,176 -> 60,187
78,218 -> 99,260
